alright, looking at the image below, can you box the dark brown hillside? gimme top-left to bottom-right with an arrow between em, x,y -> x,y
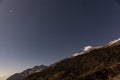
24,44 -> 120,80
7,65 -> 48,80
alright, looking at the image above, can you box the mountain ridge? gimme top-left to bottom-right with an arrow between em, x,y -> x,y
24,38 -> 120,80
7,65 -> 48,80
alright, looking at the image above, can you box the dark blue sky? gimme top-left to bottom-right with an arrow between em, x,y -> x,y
0,0 -> 120,79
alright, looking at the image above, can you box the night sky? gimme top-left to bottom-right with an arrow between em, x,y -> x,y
0,0 -> 120,79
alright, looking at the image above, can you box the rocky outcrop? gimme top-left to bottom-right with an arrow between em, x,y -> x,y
7,65 -> 48,80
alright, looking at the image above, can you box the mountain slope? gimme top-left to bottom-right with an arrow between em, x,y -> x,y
24,39 -> 120,80
7,65 -> 48,80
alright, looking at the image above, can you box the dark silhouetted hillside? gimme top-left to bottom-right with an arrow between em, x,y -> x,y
24,39 -> 120,80
7,65 -> 48,80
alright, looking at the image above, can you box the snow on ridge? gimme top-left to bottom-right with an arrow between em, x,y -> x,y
108,38 -> 120,45
72,52 -> 84,57
83,46 -> 93,52
72,45 -> 102,57
72,46 -> 94,57
72,53 -> 80,57
72,38 -> 120,57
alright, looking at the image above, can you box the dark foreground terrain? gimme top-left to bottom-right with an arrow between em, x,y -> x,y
24,40 -> 120,80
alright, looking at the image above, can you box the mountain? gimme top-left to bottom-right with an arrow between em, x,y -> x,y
24,38 -> 120,80
7,65 -> 48,80
107,38 -> 120,46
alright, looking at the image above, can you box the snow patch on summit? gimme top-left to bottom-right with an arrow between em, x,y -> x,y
108,38 -> 120,45
71,46 -> 94,57
72,45 -> 102,57
83,46 -> 93,52
72,38 -> 120,57
72,52 -> 84,57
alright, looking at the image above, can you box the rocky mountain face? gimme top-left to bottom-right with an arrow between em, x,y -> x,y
7,65 -> 48,80
24,38 -> 120,80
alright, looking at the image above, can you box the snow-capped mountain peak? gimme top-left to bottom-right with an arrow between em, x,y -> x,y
108,38 -> 120,46
72,38 -> 120,57
83,46 -> 94,52
72,52 -> 84,57
72,46 -> 95,57
72,45 -> 103,57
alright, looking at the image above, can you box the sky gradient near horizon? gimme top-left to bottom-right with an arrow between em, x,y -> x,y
0,0 -> 120,80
